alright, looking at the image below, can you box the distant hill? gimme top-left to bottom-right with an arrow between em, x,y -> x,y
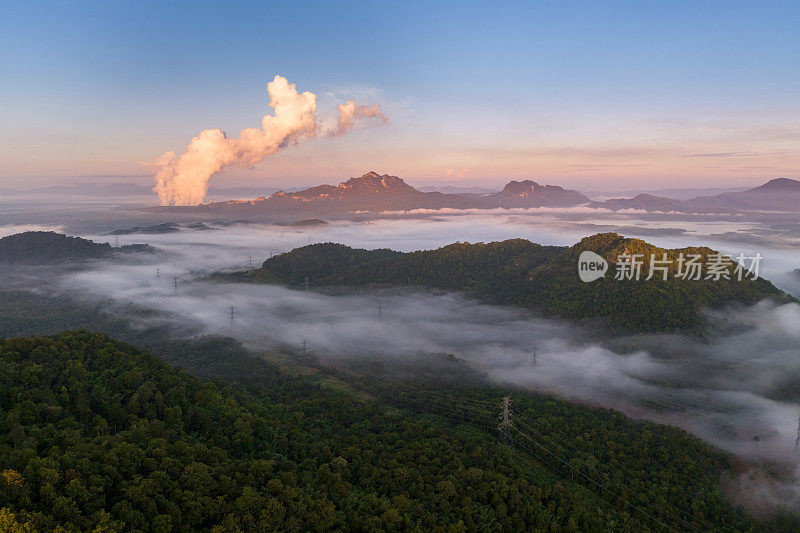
0,231 -> 152,264
488,180 -> 589,207
180,171 -> 588,214
108,222 -> 215,235
109,222 -> 182,235
243,242 -> 402,284
584,187 -> 750,201
591,178 -> 800,213
290,218 -> 330,227
686,178 -> 800,211
233,233 -> 792,333
588,193 -> 697,212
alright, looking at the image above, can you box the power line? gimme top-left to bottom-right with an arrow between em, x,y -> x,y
512,415 -> 702,531
795,412 -> 800,455
498,396 -> 512,445
334,374 -> 701,531
510,427 -> 679,532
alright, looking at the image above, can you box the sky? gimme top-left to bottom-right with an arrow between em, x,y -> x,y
1,0 -> 799,192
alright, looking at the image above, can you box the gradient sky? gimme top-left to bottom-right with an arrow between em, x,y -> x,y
1,0 -> 799,191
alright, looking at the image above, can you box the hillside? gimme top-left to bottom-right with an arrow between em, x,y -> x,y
0,231 -> 152,264
0,330 -> 773,531
238,233 -> 792,333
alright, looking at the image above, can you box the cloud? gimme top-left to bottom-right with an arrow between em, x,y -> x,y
153,76 -> 386,206
327,99 -> 387,138
682,151 -> 764,158
444,168 -> 467,179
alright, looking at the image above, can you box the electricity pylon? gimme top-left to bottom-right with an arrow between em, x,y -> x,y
498,396 -> 512,445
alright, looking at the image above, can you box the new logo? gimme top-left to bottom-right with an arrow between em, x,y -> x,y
578,251 -> 608,282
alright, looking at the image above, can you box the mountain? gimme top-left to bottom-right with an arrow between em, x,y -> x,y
588,193 -> 697,212
488,180 -> 589,207
584,187 -> 750,201
207,172 -> 474,212
749,177 -> 800,193
590,178 -> 800,213
0,231 -> 152,264
188,172 -> 588,215
686,177 -> 800,211
233,233 -> 793,333
0,328 -> 775,531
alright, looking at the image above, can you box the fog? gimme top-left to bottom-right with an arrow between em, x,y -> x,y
4,213 -> 800,513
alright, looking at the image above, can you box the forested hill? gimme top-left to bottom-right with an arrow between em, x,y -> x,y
0,330 -> 784,531
237,233 -> 792,333
0,231 -> 152,264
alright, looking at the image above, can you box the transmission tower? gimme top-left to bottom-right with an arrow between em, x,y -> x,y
300,339 -> 310,359
155,268 -> 160,279
377,299 -> 383,318
498,396 -> 513,445
531,343 -> 537,368
795,412 -> 800,455
172,277 -> 179,296
115,235 -> 119,247
227,306 -> 237,326
247,255 -> 254,269
304,276 -> 310,291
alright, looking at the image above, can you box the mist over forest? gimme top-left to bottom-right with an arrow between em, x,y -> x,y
3,205 -> 800,526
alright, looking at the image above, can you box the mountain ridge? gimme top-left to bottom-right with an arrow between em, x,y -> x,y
590,177 -> 800,213
184,172 -> 589,213
228,232 -> 794,334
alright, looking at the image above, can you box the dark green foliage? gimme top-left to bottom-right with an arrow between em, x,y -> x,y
521,233 -> 791,333
0,231 -> 151,265
0,331 -> 646,531
245,242 -> 403,284
239,233 -> 792,333
1,331 -> 788,531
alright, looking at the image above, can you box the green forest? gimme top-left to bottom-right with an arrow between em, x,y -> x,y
3,330 -> 797,532
234,233 -> 794,333
0,231 -> 151,265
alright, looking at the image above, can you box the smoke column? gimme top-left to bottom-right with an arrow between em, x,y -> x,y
153,76 -> 386,206
328,100 -> 387,137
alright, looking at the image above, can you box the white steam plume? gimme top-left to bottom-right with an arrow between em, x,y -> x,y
328,100 -> 387,137
153,76 -> 386,206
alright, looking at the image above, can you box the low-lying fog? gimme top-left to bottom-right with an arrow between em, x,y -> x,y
4,212 -> 800,511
